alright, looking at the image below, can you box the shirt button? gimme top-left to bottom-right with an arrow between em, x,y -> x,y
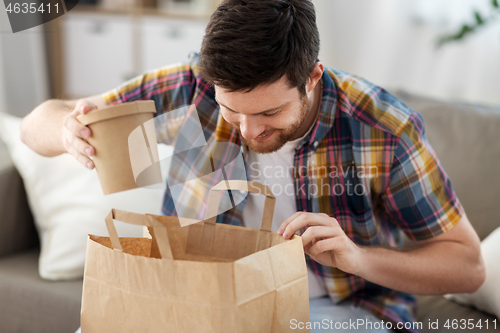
313,141 -> 319,147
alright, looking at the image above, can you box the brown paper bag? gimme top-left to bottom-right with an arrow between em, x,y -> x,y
81,180 -> 310,332
77,101 -> 162,195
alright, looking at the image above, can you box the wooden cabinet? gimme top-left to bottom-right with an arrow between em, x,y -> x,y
59,11 -> 207,99
62,13 -> 135,99
140,16 -> 207,72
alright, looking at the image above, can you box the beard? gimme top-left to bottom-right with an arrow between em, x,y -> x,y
233,96 -> 312,154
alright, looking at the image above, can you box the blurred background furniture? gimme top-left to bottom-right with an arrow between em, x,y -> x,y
46,0 -> 217,100
2,0 -> 500,115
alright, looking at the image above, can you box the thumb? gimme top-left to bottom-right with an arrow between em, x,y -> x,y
74,100 -> 99,116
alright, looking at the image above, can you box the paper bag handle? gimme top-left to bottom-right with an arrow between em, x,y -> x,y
204,180 -> 275,231
104,209 -> 173,260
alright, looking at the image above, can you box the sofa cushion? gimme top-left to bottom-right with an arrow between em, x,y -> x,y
444,227 -> 500,319
393,91 -> 500,240
0,138 -> 38,258
0,112 -> 167,280
416,295 -> 498,333
0,249 -> 82,333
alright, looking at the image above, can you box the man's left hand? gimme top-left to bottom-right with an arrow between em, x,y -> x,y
278,212 -> 362,275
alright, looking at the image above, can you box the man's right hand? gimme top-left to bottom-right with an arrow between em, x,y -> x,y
62,99 -> 99,169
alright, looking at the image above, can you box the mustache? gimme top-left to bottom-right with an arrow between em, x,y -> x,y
229,123 -> 274,139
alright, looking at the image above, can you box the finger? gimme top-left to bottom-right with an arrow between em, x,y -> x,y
307,238 -> 337,257
300,226 -> 338,248
277,211 -> 305,235
75,99 -> 98,115
65,131 -> 94,157
306,250 -> 336,268
282,213 -> 333,239
64,136 -> 94,169
64,114 -> 92,139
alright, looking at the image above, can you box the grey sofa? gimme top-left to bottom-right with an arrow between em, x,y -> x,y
0,91 -> 498,333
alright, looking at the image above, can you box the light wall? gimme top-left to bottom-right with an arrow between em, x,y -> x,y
1,1 -> 500,116
0,8 -> 49,117
314,0 -> 500,107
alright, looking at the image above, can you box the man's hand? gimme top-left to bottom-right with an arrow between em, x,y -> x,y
21,95 -> 106,161
61,100 -> 98,169
278,212 -> 362,275
279,212 -> 485,295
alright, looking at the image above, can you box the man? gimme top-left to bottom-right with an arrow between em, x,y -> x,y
21,0 -> 484,332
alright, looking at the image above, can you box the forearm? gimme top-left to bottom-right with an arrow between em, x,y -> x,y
278,197 -> 485,296
356,240 -> 485,295
21,99 -> 73,157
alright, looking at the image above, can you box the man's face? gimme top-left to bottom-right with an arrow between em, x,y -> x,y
215,77 -> 311,154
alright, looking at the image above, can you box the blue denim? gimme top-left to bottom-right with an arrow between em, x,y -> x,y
307,297 -> 394,333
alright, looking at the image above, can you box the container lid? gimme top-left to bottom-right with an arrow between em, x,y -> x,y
77,101 -> 156,125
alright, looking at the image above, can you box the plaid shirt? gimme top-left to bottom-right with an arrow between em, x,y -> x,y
102,53 -> 464,333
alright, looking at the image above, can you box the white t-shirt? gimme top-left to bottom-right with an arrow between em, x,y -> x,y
242,132 -> 328,299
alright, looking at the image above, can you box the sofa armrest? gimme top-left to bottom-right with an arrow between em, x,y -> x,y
0,139 -> 38,258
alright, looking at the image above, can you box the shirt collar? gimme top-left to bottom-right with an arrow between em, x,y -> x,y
299,68 -> 338,152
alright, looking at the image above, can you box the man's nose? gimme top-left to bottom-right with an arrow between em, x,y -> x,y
239,115 -> 265,141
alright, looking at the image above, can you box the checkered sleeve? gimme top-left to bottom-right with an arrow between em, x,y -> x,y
100,56 -> 199,145
380,111 -> 464,241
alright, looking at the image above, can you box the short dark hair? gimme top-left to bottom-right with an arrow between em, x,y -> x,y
199,0 -> 320,95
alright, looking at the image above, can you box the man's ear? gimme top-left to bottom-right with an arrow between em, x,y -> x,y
306,62 -> 325,94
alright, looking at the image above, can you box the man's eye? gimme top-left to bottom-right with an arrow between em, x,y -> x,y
263,110 -> 280,117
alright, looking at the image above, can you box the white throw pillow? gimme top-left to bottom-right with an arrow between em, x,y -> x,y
0,112 -> 171,281
444,227 -> 500,319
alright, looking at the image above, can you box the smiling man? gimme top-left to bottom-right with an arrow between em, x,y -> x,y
214,73 -> 321,154
21,0 -> 485,332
